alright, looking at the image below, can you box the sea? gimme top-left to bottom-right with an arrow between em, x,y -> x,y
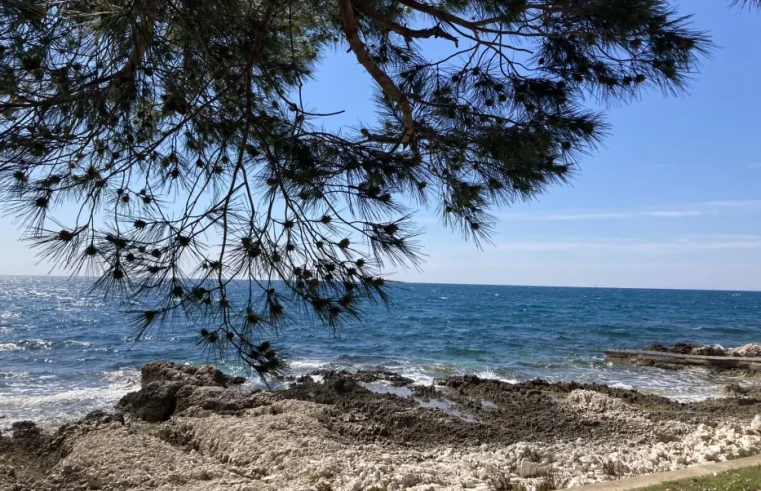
1,275 -> 760,431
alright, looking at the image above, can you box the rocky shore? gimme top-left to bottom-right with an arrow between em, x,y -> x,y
3,362 -> 761,491
644,343 -> 761,358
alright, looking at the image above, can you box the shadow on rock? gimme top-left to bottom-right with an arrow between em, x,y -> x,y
116,361 -> 258,422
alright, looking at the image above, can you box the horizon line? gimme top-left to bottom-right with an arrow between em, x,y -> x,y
0,274 -> 758,294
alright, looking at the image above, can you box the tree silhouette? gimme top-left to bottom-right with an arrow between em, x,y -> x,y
0,0 -> 711,378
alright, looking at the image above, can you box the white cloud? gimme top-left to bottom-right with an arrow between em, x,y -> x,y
503,210 -> 702,221
640,210 -> 703,218
699,200 -> 761,208
494,236 -> 761,254
530,212 -> 633,221
501,199 -> 760,222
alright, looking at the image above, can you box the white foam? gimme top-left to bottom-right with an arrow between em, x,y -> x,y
473,369 -> 518,384
609,382 -> 634,390
0,342 -> 21,351
101,368 -> 141,385
20,338 -> 54,349
0,371 -> 29,379
64,340 -> 92,347
0,368 -> 141,431
289,359 -> 329,371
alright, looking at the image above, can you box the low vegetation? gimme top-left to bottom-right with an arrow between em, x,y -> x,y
642,465 -> 761,491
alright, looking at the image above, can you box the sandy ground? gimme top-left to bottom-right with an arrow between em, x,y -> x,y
3,362 -> 761,491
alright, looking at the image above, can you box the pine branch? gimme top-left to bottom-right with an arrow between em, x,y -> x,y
353,0 -> 459,47
338,0 -> 416,145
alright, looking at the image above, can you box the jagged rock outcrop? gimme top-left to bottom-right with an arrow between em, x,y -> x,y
729,344 -> 761,358
116,361 -> 253,422
139,360 -> 246,388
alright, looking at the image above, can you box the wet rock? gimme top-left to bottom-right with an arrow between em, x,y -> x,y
690,345 -> 725,356
81,410 -> 123,425
11,421 -> 42,440
723,384 -> 750,397
312,369 -> 414,387
645,343 -> 697,354
645,342 -> 727,356
410,384 -> 439,400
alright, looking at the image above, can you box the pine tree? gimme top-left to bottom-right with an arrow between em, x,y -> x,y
0,0 -> 712,378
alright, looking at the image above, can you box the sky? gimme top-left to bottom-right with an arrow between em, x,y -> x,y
1,1 -> 760,291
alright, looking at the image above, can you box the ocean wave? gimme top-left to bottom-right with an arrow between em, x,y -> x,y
101,368 -> 141,385
0,369 -> 142,431
0,371 -> 29,379
0,342 -> 21,351
288,359 -> 329,371
18,339 -> 55,350
64,340 -> 92,347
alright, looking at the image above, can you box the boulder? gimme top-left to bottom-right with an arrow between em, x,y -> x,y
116,362 -> 254,422
729,344 -> 761,358
11,421 -> 42,440
399,473 -> 424,488
690,344 -> 725,356
116,381 -> 184,422
140,361 -> 245,388
751,415 -> 761,431
515,462 -> 544,478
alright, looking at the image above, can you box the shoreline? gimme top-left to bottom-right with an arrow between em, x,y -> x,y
3,362 -> 761,491
7,342 -> 761,432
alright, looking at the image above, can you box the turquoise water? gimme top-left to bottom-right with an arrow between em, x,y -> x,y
1,276 -> 760,429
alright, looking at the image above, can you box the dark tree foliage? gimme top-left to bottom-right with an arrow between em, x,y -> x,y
1,0 -> 711,378
731,0 -> 761,8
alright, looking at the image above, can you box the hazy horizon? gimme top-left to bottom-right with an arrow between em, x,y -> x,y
1,273 -> 758,294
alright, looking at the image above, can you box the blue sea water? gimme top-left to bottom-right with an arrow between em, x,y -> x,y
1,275 -> 760,430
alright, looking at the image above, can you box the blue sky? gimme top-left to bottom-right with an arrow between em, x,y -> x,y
1,1 -> 760,290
